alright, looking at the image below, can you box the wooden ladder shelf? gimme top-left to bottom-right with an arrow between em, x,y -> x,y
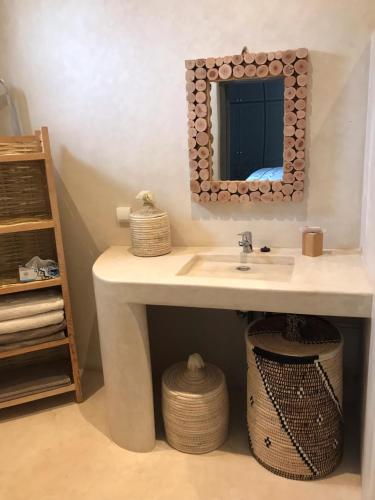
0,128 -> 82,407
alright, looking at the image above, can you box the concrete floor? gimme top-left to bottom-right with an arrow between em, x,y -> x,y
0,371 -> 361,500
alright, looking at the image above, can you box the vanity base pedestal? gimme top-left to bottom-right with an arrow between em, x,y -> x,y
94,293 -> 155,451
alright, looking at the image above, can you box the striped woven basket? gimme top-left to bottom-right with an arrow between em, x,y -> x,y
246,314 -> 343,480
162,353 -> 229,454
129,196 -> 171,257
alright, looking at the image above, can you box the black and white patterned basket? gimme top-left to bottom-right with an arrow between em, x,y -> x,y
246,314 -> 343,480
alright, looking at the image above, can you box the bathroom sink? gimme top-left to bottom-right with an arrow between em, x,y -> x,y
177,254 -> 295,282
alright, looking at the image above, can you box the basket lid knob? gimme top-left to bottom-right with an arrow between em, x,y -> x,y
130,190 -> 168,219
136,190 -> 154,206
187,353 -> 205,371
283,314 -> 307,342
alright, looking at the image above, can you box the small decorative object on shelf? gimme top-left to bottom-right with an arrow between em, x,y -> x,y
19,256 -> 59,282
246,314 -> 343,480
162,353 -> 229,454
129,190 -> 171,257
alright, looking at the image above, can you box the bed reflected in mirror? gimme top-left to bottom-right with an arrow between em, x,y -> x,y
211,77 -> 285,181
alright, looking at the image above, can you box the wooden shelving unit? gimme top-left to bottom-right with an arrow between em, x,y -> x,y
0,128 -> 82,408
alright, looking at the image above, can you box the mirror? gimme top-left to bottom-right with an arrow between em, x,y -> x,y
186,48 -> 308,204
211,78 -> 284,182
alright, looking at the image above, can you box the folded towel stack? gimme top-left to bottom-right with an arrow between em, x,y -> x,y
0,346 -> 72,402
0,290 -> 66,352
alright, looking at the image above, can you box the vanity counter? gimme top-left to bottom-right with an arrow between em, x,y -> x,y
92,246 -> 373,452
93,246 -> 373,318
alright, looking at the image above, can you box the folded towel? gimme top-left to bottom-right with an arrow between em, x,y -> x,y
0,375 -> 71,403
0,320 -> 66,345
0,289 -> 64,322
0,310 -> 65,335
0,331 -> 66,352
0,362 -> 71,403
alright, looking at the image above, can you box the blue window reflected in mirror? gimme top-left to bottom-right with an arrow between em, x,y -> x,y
212,77 -> 284,181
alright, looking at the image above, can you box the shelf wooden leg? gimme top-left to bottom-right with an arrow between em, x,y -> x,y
75,385 -> 83,403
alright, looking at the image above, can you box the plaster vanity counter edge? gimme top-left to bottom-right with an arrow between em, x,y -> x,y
92,246 -> 373,452
93,246 -> 373,318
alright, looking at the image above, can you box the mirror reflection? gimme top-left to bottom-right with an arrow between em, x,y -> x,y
211,77 -> 284,181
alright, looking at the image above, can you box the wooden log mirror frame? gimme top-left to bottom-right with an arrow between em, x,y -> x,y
185,47 -> 309,204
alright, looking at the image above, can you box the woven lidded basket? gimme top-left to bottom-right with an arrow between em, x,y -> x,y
246,314 -> 343,480
162,353 -> 229,454
129,191 -> 171,257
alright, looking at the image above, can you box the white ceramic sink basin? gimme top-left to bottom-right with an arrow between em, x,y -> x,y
177,253 -> 295,282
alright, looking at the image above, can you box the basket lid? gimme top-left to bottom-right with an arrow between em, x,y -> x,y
130,190 -> 168,220
162,353 -> 225,395
246,314 -> 342,358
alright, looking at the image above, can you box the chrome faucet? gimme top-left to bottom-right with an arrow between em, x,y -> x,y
238,231 -> 253,254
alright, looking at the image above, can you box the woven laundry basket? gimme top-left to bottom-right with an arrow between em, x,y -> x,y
246,314 -> 343,480
162,353 -> 229,454
129,191 -> 171,257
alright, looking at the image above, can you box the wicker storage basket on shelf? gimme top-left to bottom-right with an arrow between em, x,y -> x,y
0,161 -> 51,224
129,191 -> 171,257
162,353 -> 229,454
246,314 -> 343,481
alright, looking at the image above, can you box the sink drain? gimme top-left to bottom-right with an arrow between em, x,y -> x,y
236,265 -> 250,272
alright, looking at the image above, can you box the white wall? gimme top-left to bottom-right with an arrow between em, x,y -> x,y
361,33 -> 375,500
0,1 -> 374,367
362,38 -> 375,281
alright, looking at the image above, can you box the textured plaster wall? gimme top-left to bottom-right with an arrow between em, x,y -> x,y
0,0 -> 374,368
361,33 -> 375,500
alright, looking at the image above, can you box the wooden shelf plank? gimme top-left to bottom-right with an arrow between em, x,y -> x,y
0,219 -> 55,234
0,152 -> 45,163
0,384 -> 76,410
0,277 -> 62,295
0,135 -> 41,142
0,338 -> 70,360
